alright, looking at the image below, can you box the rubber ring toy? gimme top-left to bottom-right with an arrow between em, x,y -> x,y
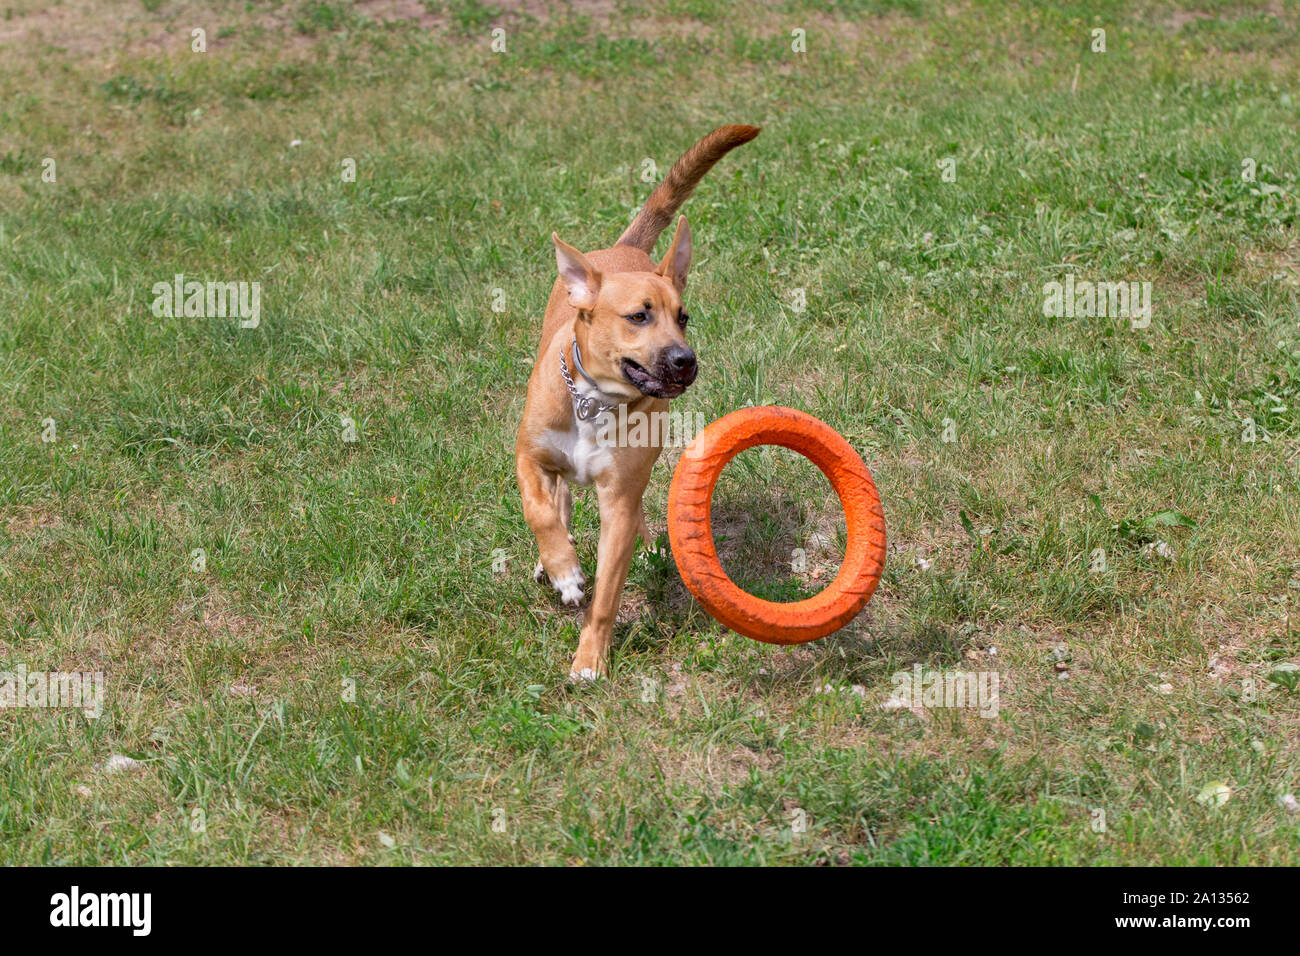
667,406 -> 887,645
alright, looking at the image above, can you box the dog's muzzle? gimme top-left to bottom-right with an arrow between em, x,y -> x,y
622,346 -> 697,399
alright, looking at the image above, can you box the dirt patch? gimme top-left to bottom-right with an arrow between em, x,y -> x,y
670,742 -> 783,789
1165,9 -> 1216,32
2,505 -> 64,536
161,588 -> 260,655
355,0 -> 441,30
1244,235 -> 1300,289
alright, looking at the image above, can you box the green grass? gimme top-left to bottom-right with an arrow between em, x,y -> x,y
0,0 -> 1298,864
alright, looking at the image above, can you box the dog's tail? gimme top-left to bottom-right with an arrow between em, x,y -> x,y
615,124 -> 761,253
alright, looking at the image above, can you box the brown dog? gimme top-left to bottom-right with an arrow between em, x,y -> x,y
516,124 -> 760,680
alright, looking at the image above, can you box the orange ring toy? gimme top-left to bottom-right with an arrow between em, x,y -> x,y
667,406 -> 886,645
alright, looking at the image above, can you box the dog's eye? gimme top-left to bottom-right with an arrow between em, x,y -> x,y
678,310 -> 690,328
624,311 -> 650,324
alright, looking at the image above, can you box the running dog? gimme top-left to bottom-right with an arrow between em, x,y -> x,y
515,124 -> 760,680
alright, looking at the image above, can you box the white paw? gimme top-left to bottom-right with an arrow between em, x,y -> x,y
568,668 -> 600,683
533,560 -> 546,583
551,568 -> 585,606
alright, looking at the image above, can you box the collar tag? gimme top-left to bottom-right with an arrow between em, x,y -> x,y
574,396 -> 605,421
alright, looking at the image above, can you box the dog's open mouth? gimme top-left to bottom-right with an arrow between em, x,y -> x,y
621,358 -> 687,399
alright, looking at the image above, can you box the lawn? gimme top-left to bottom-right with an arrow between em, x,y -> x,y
1,0 -> 1298,865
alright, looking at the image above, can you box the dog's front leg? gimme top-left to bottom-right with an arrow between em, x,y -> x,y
517,453 -> 584,606
569,475 -> 645,680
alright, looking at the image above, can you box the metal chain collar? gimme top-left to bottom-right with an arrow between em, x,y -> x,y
558,339 -> 616,422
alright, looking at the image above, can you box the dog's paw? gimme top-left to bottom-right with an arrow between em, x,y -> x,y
534,561 -> 585,606
568,645 -> 608,682
551,567 -> 585,606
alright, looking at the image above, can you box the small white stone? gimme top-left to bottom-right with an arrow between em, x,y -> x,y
1279,794 -> 1299,813
1197,782 -> 1232,807
102,754 -> 141,774
290,139 -> 302,148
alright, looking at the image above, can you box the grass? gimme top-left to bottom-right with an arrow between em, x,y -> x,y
0,0 -> 1298,865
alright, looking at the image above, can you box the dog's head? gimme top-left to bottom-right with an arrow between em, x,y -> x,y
552,217 -> 697,400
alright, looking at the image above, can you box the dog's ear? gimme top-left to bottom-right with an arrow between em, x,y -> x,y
655,216 -> 692,293
553,233 -> 601,310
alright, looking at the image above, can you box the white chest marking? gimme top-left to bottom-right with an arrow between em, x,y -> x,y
542,411 -> 613,487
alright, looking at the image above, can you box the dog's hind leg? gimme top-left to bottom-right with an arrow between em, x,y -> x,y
636,505 -> 651,547
555,477 -> 575,545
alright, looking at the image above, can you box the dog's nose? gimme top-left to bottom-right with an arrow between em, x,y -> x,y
663,346 -> 697,383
